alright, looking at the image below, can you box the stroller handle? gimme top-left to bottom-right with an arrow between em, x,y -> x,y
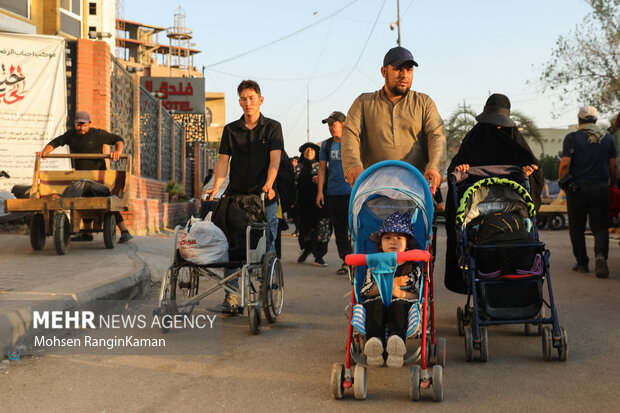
345,249 -> 431,266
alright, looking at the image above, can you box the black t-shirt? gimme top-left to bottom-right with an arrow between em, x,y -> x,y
48,127 -> 124,170
218,114 -> 284,199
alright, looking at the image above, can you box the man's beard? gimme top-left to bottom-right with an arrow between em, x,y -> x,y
388,83 -> 409,97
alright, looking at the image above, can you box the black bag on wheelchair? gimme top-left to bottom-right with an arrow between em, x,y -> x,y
212,194 -> 265,262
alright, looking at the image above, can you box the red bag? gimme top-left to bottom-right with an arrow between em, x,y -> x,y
609,187 -> 620,218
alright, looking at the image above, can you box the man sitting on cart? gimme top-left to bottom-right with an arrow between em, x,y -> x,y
36,111 -> 133,243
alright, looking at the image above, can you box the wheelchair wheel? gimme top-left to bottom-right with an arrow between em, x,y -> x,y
53,213 -> 70,255
261,251 -> 284,323
249,306 -> 261,335
480,327 -> 489,362
558,325 -> 568,361
168,267 -> 199,316
542,326 -> 552,361
103,212 -> 116,249
30,213 -> 46,251
464,327 -> 474,362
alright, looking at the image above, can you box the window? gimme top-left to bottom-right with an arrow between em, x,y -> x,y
0,0 -> 28,18
89,26 -> 96,36
89,2 -> 97,15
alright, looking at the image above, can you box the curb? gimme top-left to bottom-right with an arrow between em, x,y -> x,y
0,248 -> 151,358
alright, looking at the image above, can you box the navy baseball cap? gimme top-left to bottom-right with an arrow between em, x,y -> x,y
74,111 -> 91,123
383,46 -> 418,67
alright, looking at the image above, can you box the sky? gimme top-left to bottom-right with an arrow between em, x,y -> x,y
123,0 -> 595,155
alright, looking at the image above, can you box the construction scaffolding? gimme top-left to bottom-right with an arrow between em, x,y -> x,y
167,6 -> 193,77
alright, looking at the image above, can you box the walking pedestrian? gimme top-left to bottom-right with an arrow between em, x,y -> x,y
341,46 -> 446,189
316,111 -> 353,275
558,106 -> 617,278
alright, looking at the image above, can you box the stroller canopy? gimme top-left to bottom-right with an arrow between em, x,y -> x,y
349,160 -> 434,254
455,177 -> 536,229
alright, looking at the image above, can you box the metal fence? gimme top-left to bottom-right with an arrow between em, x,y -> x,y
139,86 -> 159,180
174,123 -> 183,184
160,110 -> 173,182
110,56 -> 134,172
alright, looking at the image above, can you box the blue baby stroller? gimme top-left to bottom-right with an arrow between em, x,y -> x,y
330,160 -> 446,401
451,165 -> 567,362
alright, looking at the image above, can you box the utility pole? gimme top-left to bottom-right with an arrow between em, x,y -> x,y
390,0 -> 401,46
306,83 -> 310,142
458,99 -> 471,117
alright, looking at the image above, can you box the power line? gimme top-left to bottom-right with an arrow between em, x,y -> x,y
311,0 -> 387,103
206,66 -> 353,82
205,0 -> 360,68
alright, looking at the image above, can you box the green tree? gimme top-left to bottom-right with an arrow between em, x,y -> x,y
512,111 -> 545,156
539,154 -> 561,181
445,106 -> 477,160
539,0 -> 620,114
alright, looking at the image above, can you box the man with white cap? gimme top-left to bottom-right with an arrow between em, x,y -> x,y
558,106 -> 617,278
341,46 -> 446,189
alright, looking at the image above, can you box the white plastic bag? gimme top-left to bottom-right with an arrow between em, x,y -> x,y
177,217 -> 229,265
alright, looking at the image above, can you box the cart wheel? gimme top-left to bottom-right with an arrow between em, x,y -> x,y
249,306 -> 261,335
436,338 -> 447,367
524,323 -> 534,336
409,364 -> 421,401
158,268 -> 175,333
103,213 -> 117,249
456,307 -> 465,337
549,214 -> 565,230
542,326 -> 552,361
353,364 -> 367,400
558,326 -> 568,361
464,327 -> 474,362
432,365 -> 444,402
330,363 -> 344,400
480,327 -> 489,362
30,213 -> 46,251
261,251 -> 284,323
53,213 -> 70,255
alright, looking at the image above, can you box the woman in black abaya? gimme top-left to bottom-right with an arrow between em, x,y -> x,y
444,94 -> 543,293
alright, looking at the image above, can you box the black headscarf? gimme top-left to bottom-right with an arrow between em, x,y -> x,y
443,122 -> 543,294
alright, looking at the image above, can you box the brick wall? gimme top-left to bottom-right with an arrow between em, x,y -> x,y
74,38 -> 198,235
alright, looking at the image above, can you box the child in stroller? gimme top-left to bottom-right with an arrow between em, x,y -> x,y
360,211 -> 422,368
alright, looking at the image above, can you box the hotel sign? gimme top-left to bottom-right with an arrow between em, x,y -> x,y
142,77 -> 205,114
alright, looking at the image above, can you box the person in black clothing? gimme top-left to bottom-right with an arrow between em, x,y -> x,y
37,111 -> 133,243
296,142 -> 331,266
444,94 -> 542,294
558,106 -> 618,278
203,168 -> 214,187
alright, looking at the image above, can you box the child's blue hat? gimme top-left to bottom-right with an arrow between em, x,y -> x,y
369,211 -> 414,242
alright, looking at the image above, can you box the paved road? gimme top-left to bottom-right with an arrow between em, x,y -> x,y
1,226 -> 619,412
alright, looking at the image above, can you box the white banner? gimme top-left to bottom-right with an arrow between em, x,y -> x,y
0,33 -> 69,193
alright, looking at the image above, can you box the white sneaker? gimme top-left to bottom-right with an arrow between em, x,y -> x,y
386,335 -> 406,368
364,337 -> 384,367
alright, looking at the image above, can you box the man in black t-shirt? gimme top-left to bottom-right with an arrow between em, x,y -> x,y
37,111 -> 133,243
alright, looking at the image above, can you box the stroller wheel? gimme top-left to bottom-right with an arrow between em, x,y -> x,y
558,326 -> 568,361
353,364 -> 367,400
330,363 -> 344,400
542,326 -> 552,361
464,327 -> 474,362
456,307 -> 465,337
432,365 -> 444,402
409,365 -> 421,401
480,327 -> 489,362
436,338 -> 447,367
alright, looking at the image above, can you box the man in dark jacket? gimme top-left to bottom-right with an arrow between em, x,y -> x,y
37,111 -> 133,243
559,106 -> 617,278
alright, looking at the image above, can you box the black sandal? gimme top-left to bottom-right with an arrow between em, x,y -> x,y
336,263 -> 348,275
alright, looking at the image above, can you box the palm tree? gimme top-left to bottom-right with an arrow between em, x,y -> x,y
511,111 -> 544,156
445,107 -> 477,160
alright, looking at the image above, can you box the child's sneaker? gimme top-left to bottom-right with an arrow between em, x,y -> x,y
386,335 -> 406,368
364,337 -> 384,367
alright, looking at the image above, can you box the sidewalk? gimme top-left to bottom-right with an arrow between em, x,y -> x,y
0,230 -> 175,357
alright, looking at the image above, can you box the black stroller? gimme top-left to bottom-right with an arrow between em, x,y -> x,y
451,165 -> 567,362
